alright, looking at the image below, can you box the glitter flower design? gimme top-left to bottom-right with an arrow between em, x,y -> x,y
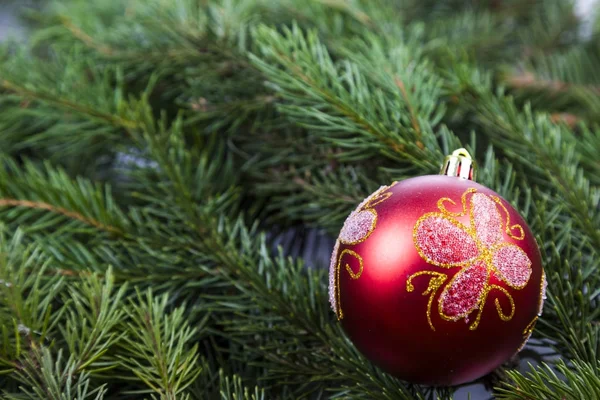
407,188 -> 532,331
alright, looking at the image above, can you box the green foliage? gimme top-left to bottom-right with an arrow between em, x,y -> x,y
219,371 -> 265,400
119,290 -> 203,399
497,359 -> 600,400
0,231 -> 66,374
0,0 -> 599,398
7,348 -> 108,400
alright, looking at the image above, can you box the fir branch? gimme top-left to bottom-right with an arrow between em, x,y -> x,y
118,290 -> 204,400
0,231 -> 66,374
60,268 -> 127,375
218,370 -> 265,400
496,359 -> 600,400
246,130 -> 386,233
0,156 -> 130,236
0,79 -> 137,131
3,265 -> 126,397
250,24 -> 444,166
394,76 -> 422,137
0,199 -> 119,234
0,51 -> 139,169
6,348 -> 107,400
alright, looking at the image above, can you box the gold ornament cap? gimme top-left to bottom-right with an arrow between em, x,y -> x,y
440,148 -> 476,181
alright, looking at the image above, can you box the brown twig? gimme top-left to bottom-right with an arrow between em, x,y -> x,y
1,80 -> 138,130
550,112 -> 581,128
60,17 -> 115,56
506,72 -> 600,95
0,199 -> 120,234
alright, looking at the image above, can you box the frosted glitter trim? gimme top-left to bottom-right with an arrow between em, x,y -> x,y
518,317 -> 538,352
517,270 -> 547,352
408,189 -> 532,330
517,331 -> 533,352
329,239 -> 341,313
538,270 -> 547,316
330,182 -> 397,320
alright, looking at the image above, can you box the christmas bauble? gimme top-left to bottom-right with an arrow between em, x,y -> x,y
329,149 -> 546,386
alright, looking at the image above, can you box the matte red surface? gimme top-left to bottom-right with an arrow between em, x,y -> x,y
334,175 -> 544,386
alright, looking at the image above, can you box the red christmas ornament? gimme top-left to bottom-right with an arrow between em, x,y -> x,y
329,149 -> 546,386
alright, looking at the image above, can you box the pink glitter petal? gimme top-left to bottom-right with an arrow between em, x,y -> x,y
329,239 -> 341,312
440,262 -> 488,319
415,216 -> 479,266
492,245 -> 532,288
472,193 -> 503,248
339,210 -> 376,244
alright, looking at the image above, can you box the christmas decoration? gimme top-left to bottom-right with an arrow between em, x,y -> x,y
329,149 -> 546,386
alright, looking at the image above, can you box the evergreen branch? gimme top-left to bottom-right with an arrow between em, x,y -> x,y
6,348 -> 107,400
253,163 -> 384,234
53,17 -> 208,63
0,199 -> 119,234
0,80 -> 137,131
499,40 -> 600,127
118,290 -> 204,400
218,370 -> 265,400
0,153 -> 222,285
0,156 -> 130,236
0,53 -> 139,170
60,268 -> 127,374
33,0 -> 259,67
250,24 -> 443,166
394,76 -> 422,138
496,359 -> 600,400
0,231 -> 67,373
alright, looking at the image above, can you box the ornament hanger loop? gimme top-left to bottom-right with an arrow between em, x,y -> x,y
440,148 -> 476,181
